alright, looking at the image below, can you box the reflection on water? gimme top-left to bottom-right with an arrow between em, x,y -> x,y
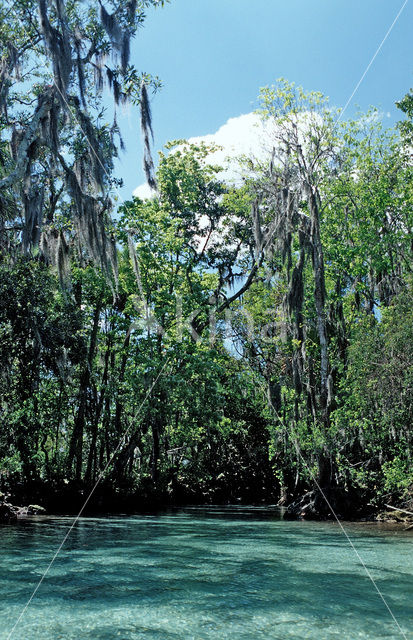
0,507 -> 412,639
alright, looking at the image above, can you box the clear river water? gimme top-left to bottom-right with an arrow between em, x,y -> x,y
0,506 -> 412,639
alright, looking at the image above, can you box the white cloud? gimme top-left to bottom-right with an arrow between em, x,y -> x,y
133,110 -> 332,199
182,112 -> 273,182
133,181 -> 156,200
133,112 -> 274,199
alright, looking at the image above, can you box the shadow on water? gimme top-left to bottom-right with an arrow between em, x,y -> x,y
1,506 -> 412,639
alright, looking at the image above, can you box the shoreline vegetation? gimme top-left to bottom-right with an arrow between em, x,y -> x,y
1,102 -> 413,522
1,491 -> 413,528
0,2 -> 412,529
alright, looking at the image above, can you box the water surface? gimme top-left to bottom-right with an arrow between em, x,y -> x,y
1,506 -> 412,639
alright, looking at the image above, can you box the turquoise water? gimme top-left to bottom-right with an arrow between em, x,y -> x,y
0,507 -> 412,639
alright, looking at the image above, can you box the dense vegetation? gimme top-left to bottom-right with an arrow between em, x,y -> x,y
0,1 -> 412,519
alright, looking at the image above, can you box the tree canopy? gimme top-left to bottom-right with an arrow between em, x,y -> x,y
0,0 -> 162,285
0,12 -> 412,521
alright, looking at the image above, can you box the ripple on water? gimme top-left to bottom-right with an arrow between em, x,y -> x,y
0,507 -> 412,639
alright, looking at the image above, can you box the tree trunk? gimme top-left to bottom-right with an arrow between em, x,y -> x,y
67,295 -> 102,482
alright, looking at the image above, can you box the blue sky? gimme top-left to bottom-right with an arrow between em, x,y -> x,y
112,0 -> 413,199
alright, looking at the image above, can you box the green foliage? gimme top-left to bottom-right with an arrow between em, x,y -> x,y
382,457 -> 413,499
0,77 -> 412,515
0,0 -> 163,276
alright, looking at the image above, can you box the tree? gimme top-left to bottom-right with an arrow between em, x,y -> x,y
0,0 -> 163,282
242,81 -> 338,502
229,80 -> 413,516
0,256 -> 85,486
335,281 -> 413,510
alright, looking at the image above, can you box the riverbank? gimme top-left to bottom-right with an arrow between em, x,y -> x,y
2,490 -> 412,529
